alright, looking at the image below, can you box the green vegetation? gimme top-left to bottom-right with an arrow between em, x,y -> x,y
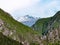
30,42 -> 40,45
0,8 -> 60,45
32,17 -> 52,35
0,8 -> 37,34
32,11 -> 60,35
0,8 -> 39,43
48,41 -> 60,45
0,32 -> 22,45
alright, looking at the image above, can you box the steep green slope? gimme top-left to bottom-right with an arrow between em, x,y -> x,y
0,8 -> 37,35
0,32 -> 22,45
32,11 -> 60,45
1,8 -> 60,45
32,11 -> 60,35
32,17 -> 52,35
0,8 -> 39,45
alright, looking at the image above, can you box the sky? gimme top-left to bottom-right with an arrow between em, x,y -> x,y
0,0 -> 60,19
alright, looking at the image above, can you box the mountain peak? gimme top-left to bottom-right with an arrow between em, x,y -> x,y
24,15 -> 34,19
24,15 -> 30,17
0,9 -> 39,45
17,15 -> 39,26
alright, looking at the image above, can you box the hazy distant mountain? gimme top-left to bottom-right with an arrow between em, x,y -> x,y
17,15 -> 39,26
0,8 -> 39,45
0,8 -> 60,45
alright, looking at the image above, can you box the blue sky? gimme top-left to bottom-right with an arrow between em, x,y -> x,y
0,0 -> 60,19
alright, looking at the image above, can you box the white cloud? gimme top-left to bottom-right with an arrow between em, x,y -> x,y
0,0 -> 40,12
0,0 -> 60,18
37,0 -> 60,17
11,0 -> 60,18
46,1 -> 60,15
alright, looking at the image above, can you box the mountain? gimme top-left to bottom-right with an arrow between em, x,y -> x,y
17,15 -> 38,26
0,32 -> 22,45
32,17 -> 51,35
0,8 -> 60,45
32,11 -> 60,35
0,8 -> 40,45
32,11 -> 60,45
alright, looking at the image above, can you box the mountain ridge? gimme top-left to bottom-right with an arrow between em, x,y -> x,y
17,15 -> 39,26
32,11 -> 60,45
0,8 -> 40,45
32,11 -> 60,35
0,8 -> 60,45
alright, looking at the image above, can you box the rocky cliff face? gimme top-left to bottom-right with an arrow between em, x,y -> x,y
0,8 -> 60,45
0,19 -> 20,41
0,19 -> 41,45
39,28 -> 60,45
32,11 -> 60,45
0,8 -> 41,45
0,32 -> 21,45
